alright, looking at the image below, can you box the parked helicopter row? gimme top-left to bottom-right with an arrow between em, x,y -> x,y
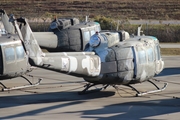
0,9 -> 166,96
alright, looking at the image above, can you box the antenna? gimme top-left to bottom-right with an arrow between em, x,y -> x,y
137,24 -> 143,36
85,15 -> 89,22
116,20 -> 119,31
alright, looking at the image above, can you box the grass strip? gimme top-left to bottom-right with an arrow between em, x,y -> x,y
161,48 -> 180,55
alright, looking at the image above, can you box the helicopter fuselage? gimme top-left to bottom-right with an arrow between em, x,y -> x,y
84,32 -> 164,85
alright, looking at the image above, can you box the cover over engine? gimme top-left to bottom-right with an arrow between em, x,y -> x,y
50,18 -> 80,30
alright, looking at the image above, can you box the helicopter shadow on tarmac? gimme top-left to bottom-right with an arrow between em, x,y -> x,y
63,98 -> 180,120
0,90 -> 180,120
156,67 -> 180,77
0,90 -> 115,119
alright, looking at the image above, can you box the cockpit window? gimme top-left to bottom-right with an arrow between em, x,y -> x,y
83,31 -> 90,41
138,50 -> 147,64
147,48 -> 154,62
16,46 -> 24,60
155,45 -> 161,60
95,24 -> 101,31
98,26 -> 101,31
4,47 -> 15,62
156,46 -> 161,60
90,30 -> 95,36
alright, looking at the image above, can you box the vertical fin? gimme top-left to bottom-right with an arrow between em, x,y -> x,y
19,17 -> 44,66
10,15 -> 44,66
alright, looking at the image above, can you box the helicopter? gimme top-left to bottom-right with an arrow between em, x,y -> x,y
1,10 -> 166,96
0,10 -> 101,91
0,10 -> 37,91
16,17 -> 166,97
35,16 -> 101,52
30,15 -> 166,96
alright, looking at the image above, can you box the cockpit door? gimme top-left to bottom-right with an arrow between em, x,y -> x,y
132,46 -> 155,82
132,46 -> 147,81
154,45 -> 164,74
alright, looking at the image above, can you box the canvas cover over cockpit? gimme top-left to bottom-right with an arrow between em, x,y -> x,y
84,32 -> 164,85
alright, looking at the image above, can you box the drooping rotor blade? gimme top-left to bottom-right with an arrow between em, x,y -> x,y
0,9 -> 15,34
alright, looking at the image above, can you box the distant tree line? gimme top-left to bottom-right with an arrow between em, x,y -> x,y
29,16 -> 180,43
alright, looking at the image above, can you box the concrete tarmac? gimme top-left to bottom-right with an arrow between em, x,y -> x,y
0,56 -> 180,120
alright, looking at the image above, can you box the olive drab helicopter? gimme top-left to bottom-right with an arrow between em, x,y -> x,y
1,9 -> 166,96
0,10 -> 38,91
0,9 -> 101,91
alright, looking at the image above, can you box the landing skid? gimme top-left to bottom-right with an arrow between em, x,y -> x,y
78,79 -> 168,96
0,75 -> 42,91
125,79 -> 168,97
78,83 -> 109,95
